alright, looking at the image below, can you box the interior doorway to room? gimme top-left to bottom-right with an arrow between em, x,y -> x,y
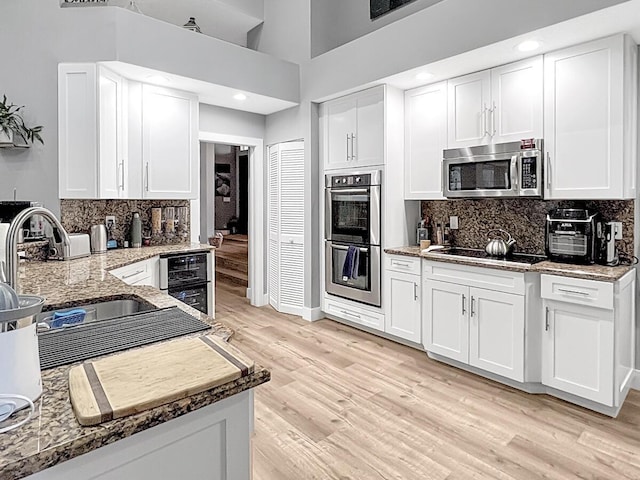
200,143 -> 249,299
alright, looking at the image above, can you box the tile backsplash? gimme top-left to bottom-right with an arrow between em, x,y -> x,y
60,199 -> 190,246
421,199 -> 634,256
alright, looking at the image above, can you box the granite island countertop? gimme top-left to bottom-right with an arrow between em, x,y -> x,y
385,246 -> 633,282
0,243 -> 270,480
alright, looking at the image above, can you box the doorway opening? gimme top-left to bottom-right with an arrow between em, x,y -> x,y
198,131 -> 265,308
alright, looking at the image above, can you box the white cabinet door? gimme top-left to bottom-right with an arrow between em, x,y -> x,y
447,70 -> 491,148
385,270 -> 421,343
542,300 -> 614,406
142,85 -> 198,199
98,67 -> 125,199
544,35 -> 631,199
268,142 -> 305,317
404,82 -> 447,200
353,86 -> 384,168
58,63 -> 98,199
491,56 -> 543,144
469,288 -> 525,381
324,96 -> 356,171
423,280 -> 468,363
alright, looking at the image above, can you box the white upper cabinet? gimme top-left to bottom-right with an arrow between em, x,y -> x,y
448,71 -> 491,148
59,63 -> 99,199
491,57 -> 543,143
448,57 -> 543,148
544,34 -> 637,200
404,82 -> 447,200
321,86 -> 384,171
98,67 -> 126,199
142,85 -> 199,199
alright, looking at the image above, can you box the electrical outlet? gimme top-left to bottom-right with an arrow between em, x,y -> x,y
612,221 -> 623,240
106,215 -> 116,228
450,216 -> 459,230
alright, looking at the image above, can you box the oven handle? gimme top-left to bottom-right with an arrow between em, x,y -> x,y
327,188 -> 370,194
330,244 -> 370,253
511,154 -> 519,192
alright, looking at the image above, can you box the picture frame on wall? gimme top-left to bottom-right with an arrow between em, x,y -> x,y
215,163 -> 232,198
370,0 -> 417,19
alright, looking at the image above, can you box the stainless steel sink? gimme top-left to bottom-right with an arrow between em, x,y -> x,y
36,298 -> 155,329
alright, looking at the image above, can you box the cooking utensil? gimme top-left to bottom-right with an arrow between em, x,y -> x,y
485,229 -> 516,257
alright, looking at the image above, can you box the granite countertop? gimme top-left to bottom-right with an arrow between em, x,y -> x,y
385,246 -> 633,281
0,243 -> 270,480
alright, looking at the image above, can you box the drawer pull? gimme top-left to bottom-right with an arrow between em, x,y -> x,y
545,307 -> 550,331
462,294 -> 466,315
392,261 -> 410,267
557,288 -> 590,297
340,310 -> 361,320
122,270 -> 145,279
414,283 -> 418,301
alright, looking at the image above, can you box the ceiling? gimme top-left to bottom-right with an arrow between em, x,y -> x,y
108,0 -> 264,46
101,61 -> 298,115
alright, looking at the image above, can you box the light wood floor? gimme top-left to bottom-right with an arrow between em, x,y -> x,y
215,283 -> 640,480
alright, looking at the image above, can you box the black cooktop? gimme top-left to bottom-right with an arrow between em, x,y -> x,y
430,248 -> 547,265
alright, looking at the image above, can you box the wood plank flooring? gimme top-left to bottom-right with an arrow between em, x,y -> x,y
215,283 -> 640,480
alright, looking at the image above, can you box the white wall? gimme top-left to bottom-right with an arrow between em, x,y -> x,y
199,104 -> 266,139
247,0 -> 311,65
305,0 -> 630,101
310,0 -> 445,57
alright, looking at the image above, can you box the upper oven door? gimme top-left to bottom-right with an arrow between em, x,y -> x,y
443,154 -> 519,198
325,185 -> 380,245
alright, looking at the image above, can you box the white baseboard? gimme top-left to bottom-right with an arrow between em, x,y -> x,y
245,287 -> 251,299
630,369 -> 640,390
302,307 -> 324,322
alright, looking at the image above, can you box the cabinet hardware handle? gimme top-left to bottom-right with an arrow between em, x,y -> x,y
545,307 -> 550,331
491,101 -> 497,136
470,296 -> 475,317
145,163 -> 149,191
482,104 -> 488,137
122,269 -> 145,279
340,310 -> 361,320
351,133 -> 356,160
462,294 -> 466,315
557,288 -> 590,296
393,261 -> 410,267
120,160 -> 125,191
546,153 -> 551,188
414,283 -> 418,301
346,134 -> 350,161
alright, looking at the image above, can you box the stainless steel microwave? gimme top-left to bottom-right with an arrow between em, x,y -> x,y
443,140 -> 543,198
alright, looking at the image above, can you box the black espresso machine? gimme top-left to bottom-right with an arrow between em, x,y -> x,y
545,208 -> 600,264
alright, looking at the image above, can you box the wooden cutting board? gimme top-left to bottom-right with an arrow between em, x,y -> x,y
68,334 -> 254,426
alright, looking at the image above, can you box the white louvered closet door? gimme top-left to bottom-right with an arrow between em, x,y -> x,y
267,141 -> 305,316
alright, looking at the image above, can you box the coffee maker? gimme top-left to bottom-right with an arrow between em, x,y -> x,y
0,201 -> 46,242
597,222 -> 621,266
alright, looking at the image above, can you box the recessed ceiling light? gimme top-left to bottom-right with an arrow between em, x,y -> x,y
517,40 -> 541,52
416,72 -> 434,81
233,93 -> 247,101
146,74 -> 170,85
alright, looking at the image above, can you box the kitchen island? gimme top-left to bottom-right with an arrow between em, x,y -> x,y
0,244 -> 270,480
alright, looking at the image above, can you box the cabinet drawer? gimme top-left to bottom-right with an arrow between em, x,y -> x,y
386,255 -> 421,275
541,275 -> 613,310
111,261 -> 150,285
324,298 -> 384,331
423,261 -> 525,295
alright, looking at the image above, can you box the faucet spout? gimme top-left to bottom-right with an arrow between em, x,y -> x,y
5,207 -> 71,292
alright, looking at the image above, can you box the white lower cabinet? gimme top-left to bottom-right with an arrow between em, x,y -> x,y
384,270 -> 421,343
540,272 -> 635,409
110,257 -> 159,288
422,262 -> 528,382
469,288 -> 524,382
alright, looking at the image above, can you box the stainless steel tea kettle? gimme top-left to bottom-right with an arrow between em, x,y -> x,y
485,229 -> 516,257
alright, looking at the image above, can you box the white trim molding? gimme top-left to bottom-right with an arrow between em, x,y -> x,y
199,131 -> 266,308
302,307 -> 324,322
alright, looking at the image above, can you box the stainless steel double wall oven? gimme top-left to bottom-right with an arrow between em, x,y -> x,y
325,171 -> 381,307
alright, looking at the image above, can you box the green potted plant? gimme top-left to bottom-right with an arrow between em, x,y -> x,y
0,95 -> 44,147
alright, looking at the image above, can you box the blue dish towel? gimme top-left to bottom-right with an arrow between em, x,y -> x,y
342,246 -> 360,281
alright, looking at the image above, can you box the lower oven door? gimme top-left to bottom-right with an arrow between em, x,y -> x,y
167,282 -> 213,316
325,241 -> 381,307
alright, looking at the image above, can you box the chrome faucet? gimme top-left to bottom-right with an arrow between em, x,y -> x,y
5,207 -> 71,292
